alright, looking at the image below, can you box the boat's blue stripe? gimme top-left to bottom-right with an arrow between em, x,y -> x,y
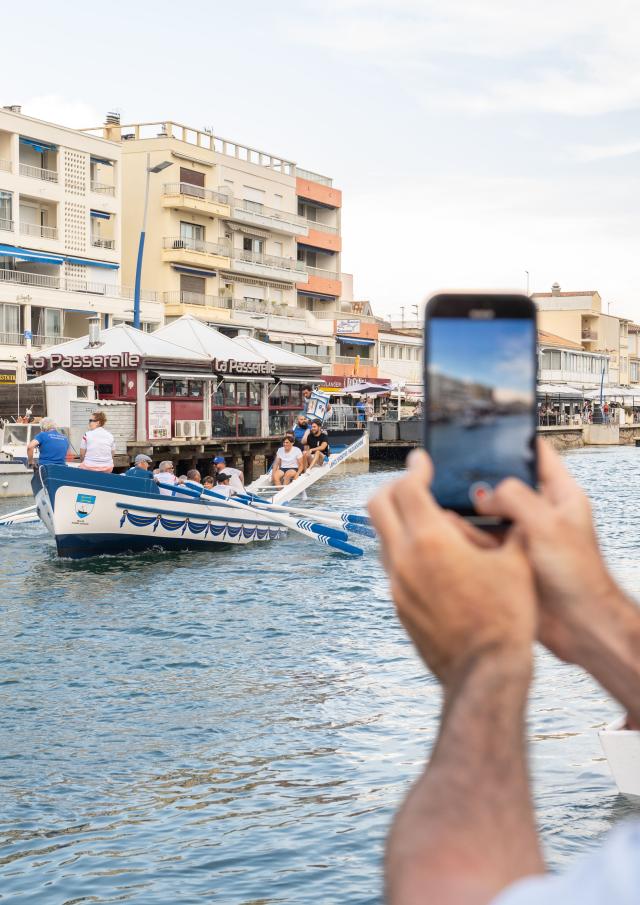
114,501 -> 283,529
55,532 -> 233,560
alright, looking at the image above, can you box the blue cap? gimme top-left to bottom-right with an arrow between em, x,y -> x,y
212,456 -> 225,464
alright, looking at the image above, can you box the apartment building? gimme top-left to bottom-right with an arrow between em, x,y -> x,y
532,283 -> 629,386
0,105 -> 163,381
378,329 -> 423,388
81,117 -> 350,376
537,329 -> 609,388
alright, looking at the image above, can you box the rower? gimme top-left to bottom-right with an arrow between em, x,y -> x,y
27,418 -> 70,470
124,454 -> 154,480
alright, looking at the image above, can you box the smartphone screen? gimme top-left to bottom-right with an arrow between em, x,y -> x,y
425,294 -> 537,516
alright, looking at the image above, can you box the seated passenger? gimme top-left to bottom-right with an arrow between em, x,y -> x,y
292,415 -> 310,450
214,472 -> 234,499
272,435 -> 303,487
203,476 -> 216,490
185,468 -> 203,491
303,420 -> 331,469
155,461 -> 177,496
124,454 -> 154,479
212,456 -> 244,493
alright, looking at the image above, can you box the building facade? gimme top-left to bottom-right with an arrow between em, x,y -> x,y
0,105 -> 163,381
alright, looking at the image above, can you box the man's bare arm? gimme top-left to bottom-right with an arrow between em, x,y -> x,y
387,653 -> 543,905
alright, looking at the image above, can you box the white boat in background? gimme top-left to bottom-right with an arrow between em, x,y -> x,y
599,716 -> 640,798
0,422 -> 39,497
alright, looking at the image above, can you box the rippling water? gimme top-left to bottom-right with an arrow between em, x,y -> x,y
1,449 -> 639,904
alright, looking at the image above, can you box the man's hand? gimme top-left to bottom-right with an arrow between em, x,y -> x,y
369,448 -> 537,688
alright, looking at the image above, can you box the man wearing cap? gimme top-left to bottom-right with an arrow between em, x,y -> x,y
124,454 -> 154,480
212,456 -> 244,494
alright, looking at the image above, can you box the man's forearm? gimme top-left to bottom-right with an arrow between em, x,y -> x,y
574,592 -> 640,724
387,652 -> 543,905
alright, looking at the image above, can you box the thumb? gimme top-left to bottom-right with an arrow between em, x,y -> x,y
475,477 -> 550,535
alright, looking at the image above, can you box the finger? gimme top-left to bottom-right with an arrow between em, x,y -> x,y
444,511 -> 500,549
368,483 -> 404,552
474,475 -> 550,534
388,449 -> 455,536
537,440 -> 580,504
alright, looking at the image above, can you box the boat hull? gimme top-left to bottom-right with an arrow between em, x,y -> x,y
0,461 -> 33,498
34,465 -> 287,559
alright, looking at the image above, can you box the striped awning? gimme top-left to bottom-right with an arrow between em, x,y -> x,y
0,243 -> 63,265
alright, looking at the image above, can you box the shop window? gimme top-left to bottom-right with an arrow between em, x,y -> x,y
248,382 -> 261,406
188,380 -> 203,397
237,410 -> 260,437
223,381 -> 236,405
97,384 -> 114,396
237,383 -> 248,406
213,410 -> 237,437
213,384 -> 224,405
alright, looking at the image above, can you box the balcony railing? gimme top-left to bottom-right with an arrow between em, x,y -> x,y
0,332 -> 25,345
0,332 -> 73,347
226,296 -> 297,317
163,290 -> 225,307
335,354 -> 373,365
0,268 -> 160,302
91,237 -> 116,249
303,265 -> 341,281
227,197 -> 307,232
163,182 -> 229,205
231,248 -> 306,274
20,222 -> 58,240
0,159 -> 11,173
163,236 -> 230,257
296,167 -> 333,187
0,218 -> 14,232
19,163 -> 58,182
302,218 -> 338,235
301,351 -> 333,363
90,180 -> 116,196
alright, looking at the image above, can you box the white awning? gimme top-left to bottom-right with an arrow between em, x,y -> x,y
221,375 -> 274,383
152,371 -> 219,380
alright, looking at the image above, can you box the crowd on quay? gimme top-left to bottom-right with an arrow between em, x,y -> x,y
538,399 -> 640,427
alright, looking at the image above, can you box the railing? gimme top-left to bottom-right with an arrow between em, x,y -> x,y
90,181 -> 116,196
163,290 -> 224,307
0,268 -> 60,289
19,162 -> 58,182
231,247 -> 306,273
0,332 -> 25,345
91,237 -> 116,249
296,167 -> 333,187
303,265 -> 341,281
0,159 -> 11,173
227,197 -> 307,231
0,218 -> 14,232
120,286 -> 161,303
226,296 -> 296,317
302,218 -> 338,235
302,352 -> 333,363
20,222 -> 58,240
163,182 -> 229,205
32,334 -> 74,347
335,354 -> 374,365
0,268 -> 161,302
163,236 -> 230,257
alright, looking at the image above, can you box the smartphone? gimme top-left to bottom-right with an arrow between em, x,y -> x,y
424,291 -> 537,524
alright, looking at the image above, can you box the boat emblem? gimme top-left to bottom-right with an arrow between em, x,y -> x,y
75,493 -> 96,518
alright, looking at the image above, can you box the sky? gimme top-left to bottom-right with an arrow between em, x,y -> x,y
4,0 -> 640,322
429,318 -> 535,397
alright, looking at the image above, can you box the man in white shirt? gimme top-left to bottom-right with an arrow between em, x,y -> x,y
272,435 -> 303,487
155,460 -> 177,496
212,455 -> 244,494
368,442 -> 640,905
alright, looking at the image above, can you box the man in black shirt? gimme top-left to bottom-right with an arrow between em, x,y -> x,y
304,420 -> 330,469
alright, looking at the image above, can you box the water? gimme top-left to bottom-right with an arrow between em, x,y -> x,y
1,449 -> 639,904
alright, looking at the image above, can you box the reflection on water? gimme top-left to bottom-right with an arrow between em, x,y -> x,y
430,413 -> 536,508
1,449 -> 639,903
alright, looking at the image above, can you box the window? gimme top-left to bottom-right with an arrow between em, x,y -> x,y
0,191 -> 12,228
269,288 -> 283,304
180,274 -> 206,301
76,386 -> 89,399
188,381 -> 203,397
271,240 -> 283,257
120,372 -> 129,396
541,350 -> 561,369
273,194 -> 283,209
213,410 -> 237,437
179,167 -> 205,191
248,382 -> 261,405
237,410 -> 260,437
0,303 -> 20,337
242,186 -> 265,210
97,384 -> 114,396
223,381 -> 237,405
180,221 -> 204,243
389,345 -> 396,359
243,236 -> 264,254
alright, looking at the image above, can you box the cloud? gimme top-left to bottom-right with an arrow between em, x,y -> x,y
572,140 -> 640,162
20,95 -> 104,129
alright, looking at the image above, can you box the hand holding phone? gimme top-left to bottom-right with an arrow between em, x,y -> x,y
423,292 -> 537,525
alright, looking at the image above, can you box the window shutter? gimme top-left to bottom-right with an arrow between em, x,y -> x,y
180,168 -> 205,187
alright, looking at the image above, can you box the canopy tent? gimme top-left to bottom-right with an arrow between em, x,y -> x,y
583,386 -> 640,401
344,381 -> 393,395
536,384 -> 585,398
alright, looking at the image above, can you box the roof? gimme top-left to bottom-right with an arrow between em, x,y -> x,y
27,367 -> 93,386
537,330 -> 584,351
153,316 -> 265,363
36,324 -> 209,362
532,291 -> 599,298
234,336 -> 323,370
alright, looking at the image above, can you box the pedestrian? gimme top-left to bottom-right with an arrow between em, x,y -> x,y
356,399 -> 366,425
364,399 -> 374,421
124,454 -> 154,479
79,411 -> 115,472
272,435 -> 303,487
26,417 -> 70,469
212,456 -> 244,493
156,460 -> 177,495
603,401 -> 610,424
368,442 -> 640,905
303,420 -> 330,469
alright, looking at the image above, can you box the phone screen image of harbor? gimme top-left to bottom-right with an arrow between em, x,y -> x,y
1,452 -> 638,904
427,317 -> 536,508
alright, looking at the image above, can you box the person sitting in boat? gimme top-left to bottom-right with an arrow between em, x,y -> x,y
124,454 -> 154,480
212,456 -> 244,494
79,412 -> 115,473
185,468 -> 203,490
156,461 -> 177,496
27,418 -> 70,470
214,471 -> 234,499
272,435 -> 303,487
292,414 -> 310,450
203,475 -> 215,490
303,420 -> 330,470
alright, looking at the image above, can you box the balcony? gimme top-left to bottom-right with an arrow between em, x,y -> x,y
0,332 -> 73,347
296,168 -> 333,187
162,236 -> 231,270
227,296 -> 298,318
90,181 -> 116,197
19,163 -> 58,183
20,222 -> 58,240
298,227 -> 341,253
0,159 -> 11,173
582,329 -> 598,340
0,217 -> 14,232
0,268 -> 160,302
91,237 -> 116,250
297,266 -> 342,298
162,182 -> 231,218
229,247 -> 308,283
163,290 -> 224,308
227,197 -> 308,237
301,218 -> 338,235
296,176 -> 341,209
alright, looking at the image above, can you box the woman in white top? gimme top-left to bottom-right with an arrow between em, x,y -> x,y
272,435 -> 303,487
79,411 -> 116,473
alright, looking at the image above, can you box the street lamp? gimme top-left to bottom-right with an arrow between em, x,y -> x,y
133,155 -> 172,330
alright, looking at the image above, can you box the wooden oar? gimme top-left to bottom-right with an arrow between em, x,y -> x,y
168,483 -> 363,556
